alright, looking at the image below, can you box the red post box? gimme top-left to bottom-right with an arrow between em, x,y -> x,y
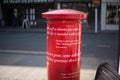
42,9 -> 87,80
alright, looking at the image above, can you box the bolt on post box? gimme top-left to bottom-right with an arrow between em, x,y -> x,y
42,9 -> 87,80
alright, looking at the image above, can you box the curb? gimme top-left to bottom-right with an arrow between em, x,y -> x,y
0,28 -> 118,34
0,28 -> 46,33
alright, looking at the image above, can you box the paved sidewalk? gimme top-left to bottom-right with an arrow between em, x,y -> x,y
0,27 -> 118,80
0,28 -> 46,33
0,65 -> 96,80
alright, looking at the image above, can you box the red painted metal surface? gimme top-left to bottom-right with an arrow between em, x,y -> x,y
42,9 -> 87,80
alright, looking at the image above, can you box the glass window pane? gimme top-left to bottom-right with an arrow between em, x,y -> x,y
33,15 -> 35,20
30,15 -> 33,20
34,21 -> 37,26
30,9 -> 33,14
33,9 -> 35,14
26,9 -> 28,14
30,21 -> 33,26
106,2 -> 119,24
4,0 -> 8,3
41,0 -> 44,2
34,0 -> 37,2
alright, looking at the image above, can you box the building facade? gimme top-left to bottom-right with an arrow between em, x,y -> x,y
55,0 -> 100,30
0,0 -> 103,31
101,0 -> 120,31
1,0 -> 54,28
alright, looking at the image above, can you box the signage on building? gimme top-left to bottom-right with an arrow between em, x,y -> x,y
93,0 -> 100,7
102,0 -> 120,2
3,0 -> 53,4
56,0 -> 92,2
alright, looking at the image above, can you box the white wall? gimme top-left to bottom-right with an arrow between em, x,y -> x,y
57,3 -> 61,9
101,2 -> 106,30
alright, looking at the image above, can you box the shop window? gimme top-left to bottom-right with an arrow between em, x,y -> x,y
106,3 -> 119,24
30,8 -> 35,26
61,3 -> 87,12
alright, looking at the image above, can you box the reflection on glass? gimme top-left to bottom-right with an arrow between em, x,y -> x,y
61,3 -> 87,12
106,2 -> 119,24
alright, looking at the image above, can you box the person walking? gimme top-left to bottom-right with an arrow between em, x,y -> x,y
12,8 -> 18,28
21,15 -> 30,29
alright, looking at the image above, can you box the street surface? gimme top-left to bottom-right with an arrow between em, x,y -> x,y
0,31 -> 119,80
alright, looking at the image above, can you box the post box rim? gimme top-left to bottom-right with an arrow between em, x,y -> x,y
42,9 -> 87,19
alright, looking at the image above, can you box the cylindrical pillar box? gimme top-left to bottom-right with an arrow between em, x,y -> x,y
42,9 -> 87,80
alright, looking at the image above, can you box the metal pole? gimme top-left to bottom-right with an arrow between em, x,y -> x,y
95,8 -> 98,33
57,3 -> 61,9
118,6 -> 120,74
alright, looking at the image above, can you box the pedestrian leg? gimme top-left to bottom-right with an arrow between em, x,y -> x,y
22,19 -> 25,29
25,20 -> 28,29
